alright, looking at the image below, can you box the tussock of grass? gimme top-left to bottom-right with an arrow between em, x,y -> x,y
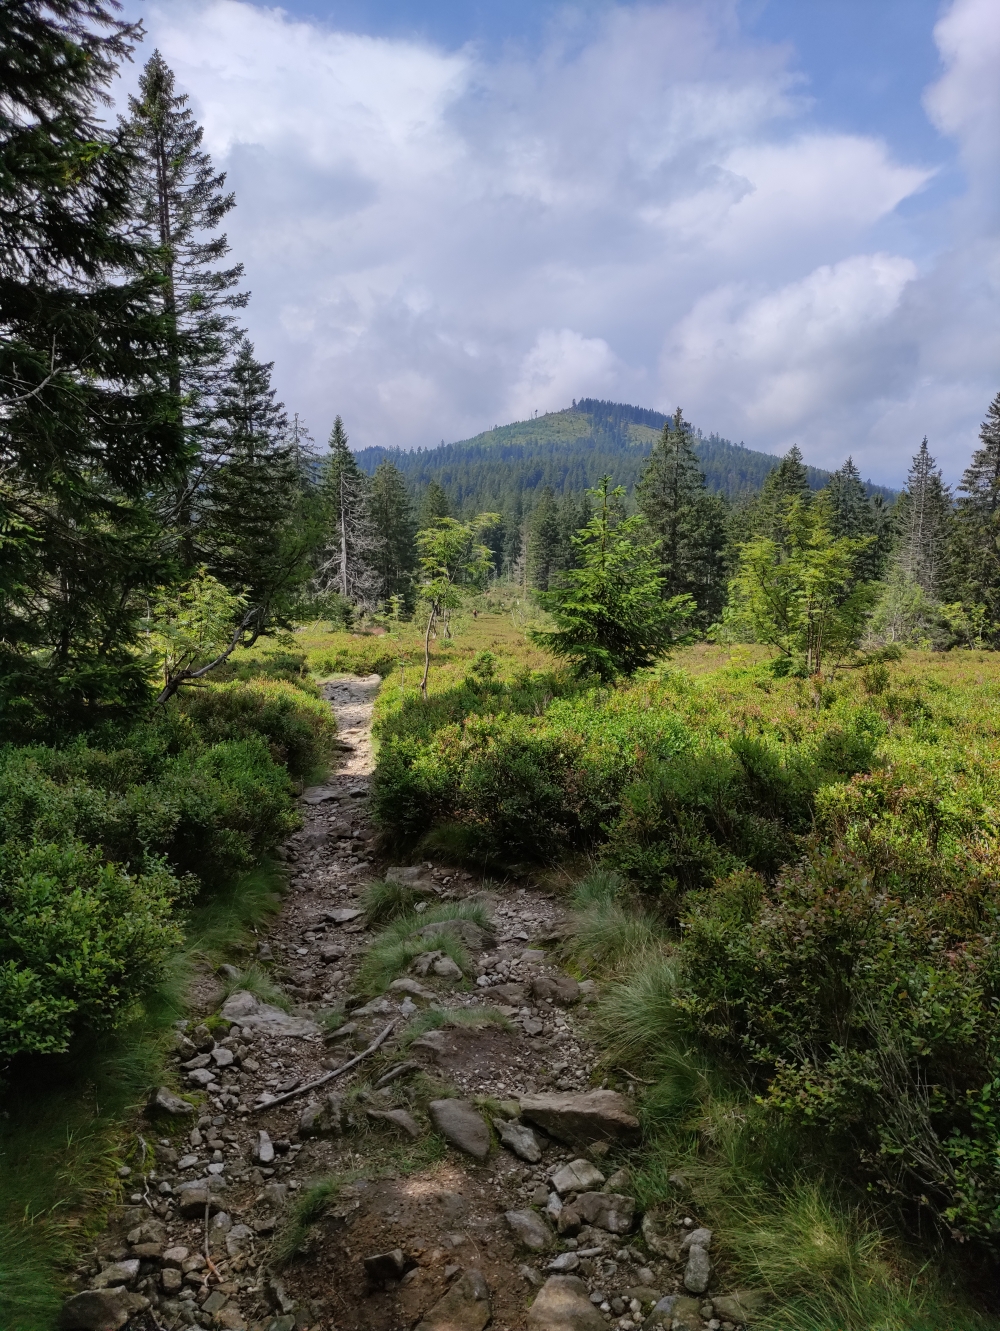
399,1006 -> 514,1048
273,1176 -> 344,1266
589,955 -> 679,1069
361,877 -> 428,926
355,901 -> 492,995
218,962 -> 289,1011
568,898 -> 664,970
570,868 -> 625,910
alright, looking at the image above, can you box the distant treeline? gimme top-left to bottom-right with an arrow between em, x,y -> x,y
355,398 -> 896,514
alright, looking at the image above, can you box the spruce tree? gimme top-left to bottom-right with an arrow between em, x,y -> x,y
121,51 -> 247,561
951,392 -> 1000,628
369,459 -> 417,610
527,486 -> 560,590
826,456 -> 892,581
1,1 -> 186,733
897,438 -> 952,597
636,409 -> 728,626
316,416 -> 377,608
419,480 -> 451,528
202,339 -> 316,627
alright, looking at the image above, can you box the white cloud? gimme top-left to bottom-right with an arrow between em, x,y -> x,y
120,0 -> 997,483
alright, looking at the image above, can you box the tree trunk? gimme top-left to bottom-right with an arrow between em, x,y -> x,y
339,472 -> 349,599
421,603 -> 437,699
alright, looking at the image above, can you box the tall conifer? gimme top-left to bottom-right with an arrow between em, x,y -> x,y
369,459 -> 417,609
528,486 -> 561,590
316,417 -> 377,608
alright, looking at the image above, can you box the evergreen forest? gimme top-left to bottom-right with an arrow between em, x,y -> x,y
6,7 -> 1000,1331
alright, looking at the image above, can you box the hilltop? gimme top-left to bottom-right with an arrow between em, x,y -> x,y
354,398 -> 897,511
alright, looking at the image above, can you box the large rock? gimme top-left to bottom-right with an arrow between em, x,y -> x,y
530,975 -> 581,1005
219,990 -> 318,1036
177,1182 -> 223,1218
145,1086 -> 193,1118
60,1290 -> 130,1331
505,1209 -> 553,1251
90,1261 -> 139,1290
573,1192 -> 635,1234
683,1244 -> 711,1295
642,1295 -> 702,1330
298,1092 -> 344,1138
416,1267 -> 491,1331
519,1091 -> 640,1148
486,982 -> 528,1005
550,1159 -> 605,1195
527,1275 -> 605,1331
429,1099 -> 491,1160
494,1118 -> 542,1163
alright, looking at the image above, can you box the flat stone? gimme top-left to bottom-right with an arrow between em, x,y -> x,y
527,1275 -> 605,1331
551,1159 -> 606,1195
225,1224 -> 255,1257
90,1262 -> 139,1290
519,1090 -> 641,1148
416,1267 -> 491,1331
494,1118 -> 542,1163
487,982 -> 528,1005
522,1018 -> 544,1037
162,1247 -> 190,1268
505,1209 -> 553,1252
712,1291 -> 768,1324
520,949 -> 547,964
187,1067 -> 215,1087
160,1269 -> 182,1295
255,1130 -> 275,1164
177,1153 -> 199,1170
326,907 -> 363,925
411,1029 -> 449,1056
145,1086 -> 193,1118
59,1290 -> 130,1331
547,1252 -> 580,1272
642,1295 -> 699,1330
679,1227 -> 713,1253
215,1308 -> 247,1330
177,1183 -> 222,1218
183,1052 -> 212,1070
367,1107 -> 422,1138
387,977 -> 436,1000
202,1290 -> 228,1314
684,1243 -> 712,1295
219,990 -> 318,1037
211,1046 -> 235,1067
574,1193 -> 635,1234
129,1243 -> 162,1260
300,785 -> 340,804
319,942 -> 347,962
530,975 -> 581,1005
385,865 -> 432,885
429,1099 -> 491,1160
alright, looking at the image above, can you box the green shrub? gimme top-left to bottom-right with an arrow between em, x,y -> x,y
0,840 -> 183,1058
178,677 -> 336,780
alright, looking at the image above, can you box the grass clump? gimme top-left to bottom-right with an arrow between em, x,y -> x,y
217,962 -> 288,1011
354,901 -> 491,996
399,1006 -> 514,1049
361,877 -> 428,926
273,1176 -> 344,1266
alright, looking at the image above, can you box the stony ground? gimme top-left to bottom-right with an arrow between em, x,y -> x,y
64,676 -> 757,1331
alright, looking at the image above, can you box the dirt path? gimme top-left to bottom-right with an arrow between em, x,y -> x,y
67,677 -> 729,1331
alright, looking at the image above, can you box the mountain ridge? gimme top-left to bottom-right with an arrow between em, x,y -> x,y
354,399 -> 898,511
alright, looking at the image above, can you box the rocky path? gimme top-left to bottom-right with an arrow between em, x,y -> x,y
64,676 -> 751,1331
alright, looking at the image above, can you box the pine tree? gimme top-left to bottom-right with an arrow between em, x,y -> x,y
419,480 -> 451,528
316,416 -> 377,608
636,409 -> 728,626
369,459 -> 416,610
826,456 -> 893,581
1,1 -> 187,733
897,438 -> 952,597
527,486 -> 560,590
951,392 -> 1000,629
121,51 -> 247,561
202,339 -> 316,627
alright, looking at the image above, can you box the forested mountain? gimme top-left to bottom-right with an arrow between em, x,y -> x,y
354,398 -> 897,514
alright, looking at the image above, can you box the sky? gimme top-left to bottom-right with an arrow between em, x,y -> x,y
117,0 -> 1000,483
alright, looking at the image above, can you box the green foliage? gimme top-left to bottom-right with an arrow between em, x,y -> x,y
533,477 -> 694,680
361,877 -> 429,925
723,494 -> 877,672
354,901 -> 490,995
416,514 -> 499,695
0,840 -> 182,1058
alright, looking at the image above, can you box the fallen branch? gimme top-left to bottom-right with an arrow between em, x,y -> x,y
250,1019 -> 396,1113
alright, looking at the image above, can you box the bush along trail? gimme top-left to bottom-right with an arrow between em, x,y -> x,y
67,672 -> 760,1331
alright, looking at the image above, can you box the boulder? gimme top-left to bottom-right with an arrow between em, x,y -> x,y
550,1159 -> 605,1195
416,1267 -> 491,1331
410,950 -> 464,980
145,1086 -> 193,1118
298,1093 -> 345,1138
59,1290 -> 130,1331
385,865 -> 432,885
573,1192 -> 635,1234
387,977 -> 436,1001
429,1099 -> 491,1160
505,1209 -> 553,1252
530,975 -> 581,1005
519,1090 -> 641,1148
494,1118 -> 542,1163
219,990 -> 318,1037
527,1275 -> 605,1331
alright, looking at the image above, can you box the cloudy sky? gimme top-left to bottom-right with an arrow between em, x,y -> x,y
117,0 -> 999,483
